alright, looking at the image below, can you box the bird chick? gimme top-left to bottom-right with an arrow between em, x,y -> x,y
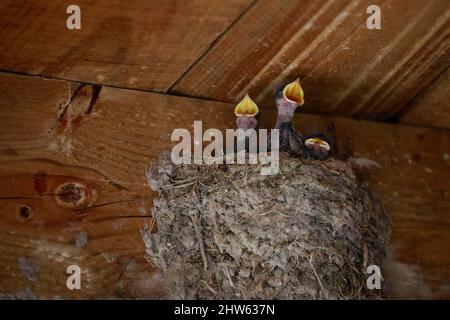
235,94 -> 259,153
234,94 -> 259,131
304,135 -> 331,160
272,78 -> 305,156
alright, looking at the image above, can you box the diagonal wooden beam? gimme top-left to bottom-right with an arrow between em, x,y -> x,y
399,68 -> 450,130
172,0 -> 450,121
0,0 -> 253,92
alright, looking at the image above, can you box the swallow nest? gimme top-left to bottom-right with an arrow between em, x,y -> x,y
145,153 -> 390,299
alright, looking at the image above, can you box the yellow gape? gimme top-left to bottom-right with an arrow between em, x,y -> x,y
234,94 -> 259,117
283,78 -> 305,105
304,138 -> 331,151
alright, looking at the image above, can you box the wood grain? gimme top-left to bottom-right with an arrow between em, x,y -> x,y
0,73 -> 159,298
1,72 -> 450,298
399,68 -> 450,129
172,0 -> 450,120
0,0 -> 253,92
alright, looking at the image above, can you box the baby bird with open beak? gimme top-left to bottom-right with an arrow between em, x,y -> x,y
271,78 -> 305,156
235,94 -> 259,131
304,135 -> 331,160
234,94 -> 259,152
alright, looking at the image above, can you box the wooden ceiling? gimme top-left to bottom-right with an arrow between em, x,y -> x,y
1,0 -> 449,125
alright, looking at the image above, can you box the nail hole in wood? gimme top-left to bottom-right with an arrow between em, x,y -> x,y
19,206 -> 31,219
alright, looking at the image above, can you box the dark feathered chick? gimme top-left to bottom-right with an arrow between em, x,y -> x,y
304,135 -> 331,160
268,78 -> 305,156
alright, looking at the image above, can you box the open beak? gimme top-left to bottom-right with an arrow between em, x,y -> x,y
234,94 -> 259,117
283,78 -> 304,105
305,137 -> 330,151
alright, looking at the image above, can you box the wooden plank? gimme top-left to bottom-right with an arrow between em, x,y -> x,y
1,72 -> 450,298
0,73 -> 159,298
172,0 -> 450,120
0,0 -> 253,92
399,68 -> 450,129
0,161 -> 159,299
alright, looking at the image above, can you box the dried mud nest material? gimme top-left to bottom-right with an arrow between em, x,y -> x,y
146,153 -> 390,299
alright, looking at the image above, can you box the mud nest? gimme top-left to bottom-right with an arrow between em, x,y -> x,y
145,153 -> 390,299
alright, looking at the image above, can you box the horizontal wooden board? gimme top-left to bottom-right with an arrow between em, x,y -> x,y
0,0 -> 253,92
399,68 -> 450,129
1,72 -> 450,298
172,0 -> 450,120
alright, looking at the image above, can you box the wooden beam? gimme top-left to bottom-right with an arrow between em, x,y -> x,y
172,0 -> 450,120
0,0 -> 253,92
1,72 -> 450,298
399,68 -> 450,129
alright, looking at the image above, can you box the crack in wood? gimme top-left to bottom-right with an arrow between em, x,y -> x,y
86,84 -> 102,115
73,199 -> 144,214
167,0 -> 260,93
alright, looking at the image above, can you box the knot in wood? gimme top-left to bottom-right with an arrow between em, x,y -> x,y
55,182 -> 88,208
